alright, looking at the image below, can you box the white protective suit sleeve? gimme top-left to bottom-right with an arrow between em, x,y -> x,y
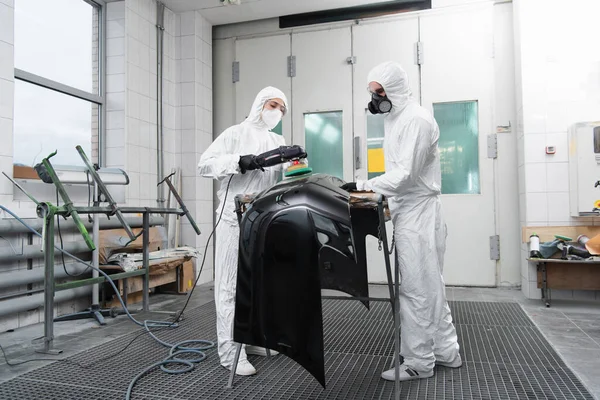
197,127 -> 242,179
356,117 -> 432,197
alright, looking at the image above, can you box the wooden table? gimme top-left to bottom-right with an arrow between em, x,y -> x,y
528,258 -> 600,307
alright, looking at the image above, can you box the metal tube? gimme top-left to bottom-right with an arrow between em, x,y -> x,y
41,213 -> 57,354
56,206 -> 184,215
41,155 -> 95,250
0,288 -> 44,300
0,263 -> 91,290
0,286 -> 92,318
0,241 -> 91,262
92,181 -> 100,306
75,145 -> 136,242
162,174 -> 201,234
378,200 -> 399,399
0,215 -> 164,235
143,212 -> 150,311
99,0 -> 107,168
156,2 -> 166,207
55,269 -> 145,292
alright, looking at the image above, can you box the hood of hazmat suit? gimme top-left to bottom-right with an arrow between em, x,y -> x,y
357,62 -> 459,373
233,173 -> 388,387
197,86 -> 289,226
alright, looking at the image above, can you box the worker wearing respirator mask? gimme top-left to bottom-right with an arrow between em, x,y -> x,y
341,62 -> 461,381
197,86 -> 289,376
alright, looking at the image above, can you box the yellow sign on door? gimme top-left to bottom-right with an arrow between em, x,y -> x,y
367,148 -> 385,173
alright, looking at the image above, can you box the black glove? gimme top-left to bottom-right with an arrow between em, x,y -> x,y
239,155 -> 265,174
340,182 -> 357,192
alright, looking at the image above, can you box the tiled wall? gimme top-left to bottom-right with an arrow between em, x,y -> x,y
126,0 -> 160,207
514,0 -> 600,299
176,10 -> 214,282
0,0 -> 215,332
0,0 -> 14,207
105,2 -> 127,173
105,1 -> 214,283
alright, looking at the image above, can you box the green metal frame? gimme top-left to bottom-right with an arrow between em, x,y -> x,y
5,147 -> 201,354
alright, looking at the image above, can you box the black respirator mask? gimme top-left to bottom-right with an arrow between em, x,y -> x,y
368,93 -> 392,115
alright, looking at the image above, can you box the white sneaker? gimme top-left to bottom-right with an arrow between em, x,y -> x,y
436,353 -> 462,368
245,345 -> 279,357
226,359 -> 257,376
381,364 -> 433,382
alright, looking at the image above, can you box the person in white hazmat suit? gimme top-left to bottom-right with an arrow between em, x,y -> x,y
340,61 -> 462,381
197,86 -> 289,376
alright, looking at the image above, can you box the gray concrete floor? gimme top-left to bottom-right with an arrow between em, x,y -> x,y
0,284 -> 599,399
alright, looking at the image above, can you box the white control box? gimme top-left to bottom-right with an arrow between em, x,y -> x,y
569,121 -> 600,216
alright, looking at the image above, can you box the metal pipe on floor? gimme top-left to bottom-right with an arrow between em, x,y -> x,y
0,215 -> 165,235
0,286 -> 92,318
0,263 -> 91,290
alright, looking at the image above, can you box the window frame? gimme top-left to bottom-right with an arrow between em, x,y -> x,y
12,0 -> 107,202
13,0 -> 107,169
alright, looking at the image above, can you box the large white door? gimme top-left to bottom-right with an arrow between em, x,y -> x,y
352,18 -> 420,283
235,35 -> 292,143
420,6 -> 497,286
291,28 -> 353,181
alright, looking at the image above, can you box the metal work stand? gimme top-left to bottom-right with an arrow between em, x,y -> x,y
54,182 -> 114,326
6,147 -> 201,355
226,196 -> 402,400
36,204 -> 62,355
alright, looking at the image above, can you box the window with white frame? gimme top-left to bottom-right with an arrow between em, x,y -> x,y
13,0 -> 104,170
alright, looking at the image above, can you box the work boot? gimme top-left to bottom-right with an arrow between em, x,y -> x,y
435,353 -> 462,368
246,345 -> 279,357
226,359 -> 257,376
381,364 -> 434,381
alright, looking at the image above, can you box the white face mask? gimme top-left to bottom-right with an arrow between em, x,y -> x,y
261,109 -> 283,130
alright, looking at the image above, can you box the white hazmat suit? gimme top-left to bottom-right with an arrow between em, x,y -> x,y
355,62 -> 461,380
197,86 -> 288,374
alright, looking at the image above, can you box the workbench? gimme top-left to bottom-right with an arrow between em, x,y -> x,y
528,258 -> 600,307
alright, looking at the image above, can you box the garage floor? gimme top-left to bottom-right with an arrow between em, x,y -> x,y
0,285 -> 598,400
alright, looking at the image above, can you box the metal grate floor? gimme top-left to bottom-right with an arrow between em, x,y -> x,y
0,300 -> 593,400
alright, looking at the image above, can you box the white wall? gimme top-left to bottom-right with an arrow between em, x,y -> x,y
514,0 -> 600,299
0,0 -> 215,332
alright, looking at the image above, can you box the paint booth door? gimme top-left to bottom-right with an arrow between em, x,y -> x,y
290,27 -> 354,181
352,18 -> 420,284
353,9 -> 497,286
420,6 -> 497,286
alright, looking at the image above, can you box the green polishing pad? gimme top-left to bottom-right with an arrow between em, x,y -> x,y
555,234 -> 572,241
284,165 -> 313,177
